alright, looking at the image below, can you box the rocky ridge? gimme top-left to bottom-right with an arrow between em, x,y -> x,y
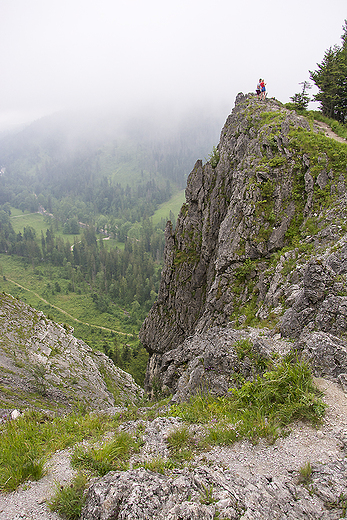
140,93 -> 347,401
2,94 -> 347,520
0,292 -> 143,413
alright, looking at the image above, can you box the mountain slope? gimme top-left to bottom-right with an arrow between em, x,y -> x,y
0,292 -> 143,413
140,93 -> 347,398
2,96 -> 347,520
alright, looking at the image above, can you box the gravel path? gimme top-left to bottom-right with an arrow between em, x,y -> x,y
204,378 -> 347,481
0,450 -> 76,520
315,121 -> 347,144
0,377 -> 346,520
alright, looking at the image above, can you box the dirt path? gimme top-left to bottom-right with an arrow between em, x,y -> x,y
315,121 -> 347,144
6,277 -> 134,338
0,450 -> 75,520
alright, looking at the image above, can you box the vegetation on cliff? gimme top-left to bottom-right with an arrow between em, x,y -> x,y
140,92 -> 347,401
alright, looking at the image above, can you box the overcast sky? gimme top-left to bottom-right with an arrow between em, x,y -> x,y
0,0 -> 346,129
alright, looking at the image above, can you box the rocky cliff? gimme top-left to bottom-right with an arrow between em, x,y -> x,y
0,292 -> 143,413
140,93 -> 347,399
2,96 -> 347,520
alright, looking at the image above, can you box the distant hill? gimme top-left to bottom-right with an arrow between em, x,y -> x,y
0,106 -> 223,201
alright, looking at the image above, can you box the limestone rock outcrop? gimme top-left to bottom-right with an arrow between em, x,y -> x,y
0,292 -> 143,412
140,93 -> 347,399
81,462 -> 347,520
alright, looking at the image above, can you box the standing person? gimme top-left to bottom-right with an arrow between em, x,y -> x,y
260,79 -> 266,100
256,79 -> 261,98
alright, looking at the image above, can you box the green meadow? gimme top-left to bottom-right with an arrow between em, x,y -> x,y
2,190 -> 185,368
152,189 -> 185,225
10,210 -> 70,240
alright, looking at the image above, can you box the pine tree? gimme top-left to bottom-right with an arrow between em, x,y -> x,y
290,81 -> 312,110
310,20 -> 347,122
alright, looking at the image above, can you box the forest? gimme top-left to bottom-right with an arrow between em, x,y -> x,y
310,20 -> 347,122
0,108 -> 221,385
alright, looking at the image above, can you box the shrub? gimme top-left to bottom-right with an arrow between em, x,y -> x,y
208,146 -> 220,168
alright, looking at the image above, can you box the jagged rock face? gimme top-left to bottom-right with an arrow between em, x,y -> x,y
158,326 -> 292,402
279,237 -> 347,338
140,93 -> 347,396
0,293 -> 143,412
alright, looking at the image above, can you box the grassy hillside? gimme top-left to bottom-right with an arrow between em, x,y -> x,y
0,254 -> 136,337
152,189 -> 186,226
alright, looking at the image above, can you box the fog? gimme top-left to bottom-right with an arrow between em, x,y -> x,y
0,0 -> 346,130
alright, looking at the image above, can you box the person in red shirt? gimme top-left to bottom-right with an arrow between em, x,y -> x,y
260,79 -> 266,100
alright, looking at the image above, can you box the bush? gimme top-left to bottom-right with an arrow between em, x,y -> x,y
208,146 -> 220,168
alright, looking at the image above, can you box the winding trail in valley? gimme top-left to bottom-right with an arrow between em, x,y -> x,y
5,277 -> 134,337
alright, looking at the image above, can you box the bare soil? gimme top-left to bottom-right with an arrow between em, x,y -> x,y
315,121 -> 347,144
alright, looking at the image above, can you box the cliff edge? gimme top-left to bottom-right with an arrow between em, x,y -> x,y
140,93 -> 347,400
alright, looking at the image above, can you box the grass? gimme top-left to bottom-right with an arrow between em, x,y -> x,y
199,483 -> 215,505
289,126 -> 347,175
170,359 -> 326,445
152,189 -> 186,225
327,493 -> 347,517
10,208 -> 78,244
48,473 -> 88,520
138,456 -> 176,474
10,206 -> 127,252
71,430 -> 142,476
298,461 -> 312,485
0,253 -> 138,351
166,425 -> 197,463
0,410 -> 117,491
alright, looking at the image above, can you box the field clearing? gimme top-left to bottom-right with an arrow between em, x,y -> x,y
99,237 -> 125,251
0,254 -> 137,348
10,208 -> 128,252
10,209 -> 78,242
152,189 -> 185,225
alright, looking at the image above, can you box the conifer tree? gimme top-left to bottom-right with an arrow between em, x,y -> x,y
310,20 -> 347,122
290,81 -> 312,110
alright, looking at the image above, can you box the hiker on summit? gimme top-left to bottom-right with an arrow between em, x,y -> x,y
256,79 -> 261,98
260,79 -> 266,100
